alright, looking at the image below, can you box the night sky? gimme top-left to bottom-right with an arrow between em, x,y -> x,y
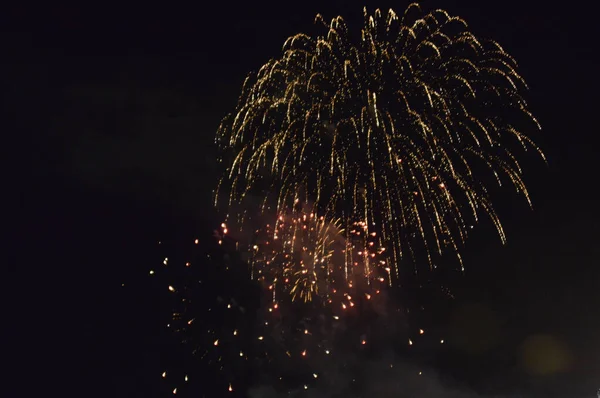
5,1 -> 599,397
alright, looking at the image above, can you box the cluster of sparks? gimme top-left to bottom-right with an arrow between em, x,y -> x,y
155,229 -> 445,395
216,3 -> 544,280
248,202 -> 389,307
156,237 -> 256,396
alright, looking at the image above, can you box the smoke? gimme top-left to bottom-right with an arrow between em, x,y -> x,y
248,356 -> 527,398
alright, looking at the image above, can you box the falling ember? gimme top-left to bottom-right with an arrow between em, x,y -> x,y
313,373 -> 318,379
228,384 -> 233,392
361,340 -> 366,345
419,329 -> 424,335
301,350 -> 307,356
168,286 -> 175,292
162,372 -> 167,378
172,388 -> 177,394
213,339 -> 219,346
409,339 -> 413,346
233,329 -> 238,335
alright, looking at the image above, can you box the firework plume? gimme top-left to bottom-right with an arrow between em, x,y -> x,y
216,3 -> 544,280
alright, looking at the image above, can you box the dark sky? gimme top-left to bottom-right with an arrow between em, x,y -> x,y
5,0 -> 599,397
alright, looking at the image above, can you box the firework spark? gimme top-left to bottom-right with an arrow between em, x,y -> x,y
216,3 -> 544,280
248,204 -> 388,305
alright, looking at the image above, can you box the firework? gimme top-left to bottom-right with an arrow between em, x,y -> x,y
216,3 -> 544,280
248,202 -> 388,305
152,226 -> 456,395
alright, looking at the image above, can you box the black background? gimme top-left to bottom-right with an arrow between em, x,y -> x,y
5,0 -> 599,396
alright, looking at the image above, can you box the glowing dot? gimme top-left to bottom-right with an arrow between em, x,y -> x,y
325,350 -> 330,354
172,388 -> 177,394
419,371 -> 422,375
301,350 -> 306,356
194,239 -> 198,244
240,351 -> 243,357
233,330 -> 238,336
227,304 -> 231,308
304,385 -> 308,390
228,384 -> 233,392
361,340 -> 366,345
213,339 -> 219,346
409,339 -> 413,345
258,336 -> 263,340
419,329 -> 424,335
168,286 -> 175,292
162,371 -> 167,378
163,257 -> 168,265
184,375 -> 188,382
185,262 -> 190,267
313,373 -> 318,379
440,339 -> 444,344
149,270 -> 155,275
221,223 -> 226,228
